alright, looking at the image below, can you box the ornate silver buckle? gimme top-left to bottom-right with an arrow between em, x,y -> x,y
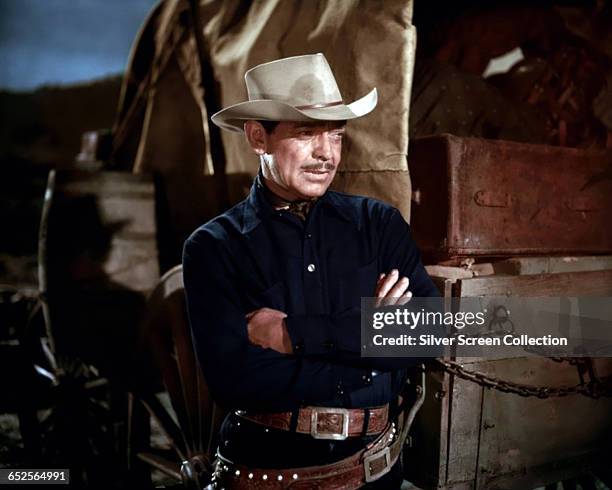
310,408 -> 350,440
363,446 -> 391,483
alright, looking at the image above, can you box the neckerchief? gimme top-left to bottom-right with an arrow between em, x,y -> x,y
257,174 -> 318,221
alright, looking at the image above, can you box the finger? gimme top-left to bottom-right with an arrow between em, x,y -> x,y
376,269 -> 399,298
377,276 -> 404,306
374,273 -> 387,298
386,276 -> 409,297
382,277 -> 410,306
395,290 -> 413,306
377,276 -> 402,305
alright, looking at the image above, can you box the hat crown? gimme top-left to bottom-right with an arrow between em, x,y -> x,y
245,53 -> 343,107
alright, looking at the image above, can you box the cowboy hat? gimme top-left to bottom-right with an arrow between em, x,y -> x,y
211,53 -> 377,133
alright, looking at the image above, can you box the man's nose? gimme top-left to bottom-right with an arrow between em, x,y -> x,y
312,133 -> 333,162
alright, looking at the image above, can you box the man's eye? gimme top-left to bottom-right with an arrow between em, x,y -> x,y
297,130 -> 313,137
332,132 -> 345,140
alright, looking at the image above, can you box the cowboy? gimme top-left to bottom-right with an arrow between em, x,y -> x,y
183,53 -> 440,489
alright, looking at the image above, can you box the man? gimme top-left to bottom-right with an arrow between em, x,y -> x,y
183,53 -> 439,489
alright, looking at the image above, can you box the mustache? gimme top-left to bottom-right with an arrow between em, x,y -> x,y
301,162 -> 336,171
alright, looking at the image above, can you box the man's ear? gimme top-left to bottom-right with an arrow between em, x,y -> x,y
244,121 -> 266,155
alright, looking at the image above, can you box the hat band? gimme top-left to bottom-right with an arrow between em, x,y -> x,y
295,100 -> 344,110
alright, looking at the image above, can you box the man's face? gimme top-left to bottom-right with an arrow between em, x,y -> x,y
246,120 -> 346,200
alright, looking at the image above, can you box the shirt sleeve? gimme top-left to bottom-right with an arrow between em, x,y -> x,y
380,209 -> 441,298
182,230 -> 373,411
284,208 -> 443,369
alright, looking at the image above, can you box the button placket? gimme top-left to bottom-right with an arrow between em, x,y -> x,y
302,223 -> 325,314
304,225 -> 317,275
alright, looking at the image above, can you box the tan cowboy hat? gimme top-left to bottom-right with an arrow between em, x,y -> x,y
211,53 -> 377,133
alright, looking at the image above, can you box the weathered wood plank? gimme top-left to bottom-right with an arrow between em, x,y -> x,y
457,270 -> 612,297
427,263 -> 495,281
426,265 -> 474,280
446,377 -> 483,485
492,255 -> 612,276
475,358 -> 612,489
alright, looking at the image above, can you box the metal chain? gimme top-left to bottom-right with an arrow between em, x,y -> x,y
435,359 -> 612,399
435,302 -> 612,398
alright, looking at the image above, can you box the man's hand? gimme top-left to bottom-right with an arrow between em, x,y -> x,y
246,307 -> 293,354
246,271 -> 411,353
375,269 -> 412,307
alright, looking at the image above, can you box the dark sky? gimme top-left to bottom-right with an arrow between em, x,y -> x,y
0,0 -> 158,90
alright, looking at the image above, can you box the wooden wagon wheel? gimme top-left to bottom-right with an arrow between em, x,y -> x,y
128,265 -> 226,489
35,169 -> 157,488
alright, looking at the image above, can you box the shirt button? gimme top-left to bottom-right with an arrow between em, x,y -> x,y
307,264 -> 316,272
305,233 -> 312,239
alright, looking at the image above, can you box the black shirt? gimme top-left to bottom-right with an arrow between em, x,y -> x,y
182,177 -> 440,412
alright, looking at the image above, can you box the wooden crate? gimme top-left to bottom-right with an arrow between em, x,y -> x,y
405,256 -> 612,490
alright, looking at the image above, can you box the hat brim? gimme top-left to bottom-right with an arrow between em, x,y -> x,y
211,88 -> 377,133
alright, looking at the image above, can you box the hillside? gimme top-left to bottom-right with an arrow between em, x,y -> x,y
0,75 -> 124,284
0,75 -> 123,169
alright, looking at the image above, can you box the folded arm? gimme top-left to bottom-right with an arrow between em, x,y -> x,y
253,209 -> 444,370
182,231 -> 375,411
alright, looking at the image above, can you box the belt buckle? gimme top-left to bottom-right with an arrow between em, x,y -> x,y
310,408 -> 350,440
363,446 -> 391,483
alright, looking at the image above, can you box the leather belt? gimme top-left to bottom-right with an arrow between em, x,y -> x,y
214,421 -> 402,489
235,404 -> 389,440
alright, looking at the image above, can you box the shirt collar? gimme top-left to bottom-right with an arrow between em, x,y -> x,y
242,173 -> 359,234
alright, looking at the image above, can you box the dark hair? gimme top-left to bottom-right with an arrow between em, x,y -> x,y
256,120 -> 280,134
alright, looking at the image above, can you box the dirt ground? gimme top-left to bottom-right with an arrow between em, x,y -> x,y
0,412 -> 178,488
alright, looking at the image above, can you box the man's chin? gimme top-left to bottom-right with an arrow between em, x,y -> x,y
296,174 -> 335,198
296,182 -> 331,199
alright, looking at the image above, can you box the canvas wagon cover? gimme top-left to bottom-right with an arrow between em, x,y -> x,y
113,0 -> 417,229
